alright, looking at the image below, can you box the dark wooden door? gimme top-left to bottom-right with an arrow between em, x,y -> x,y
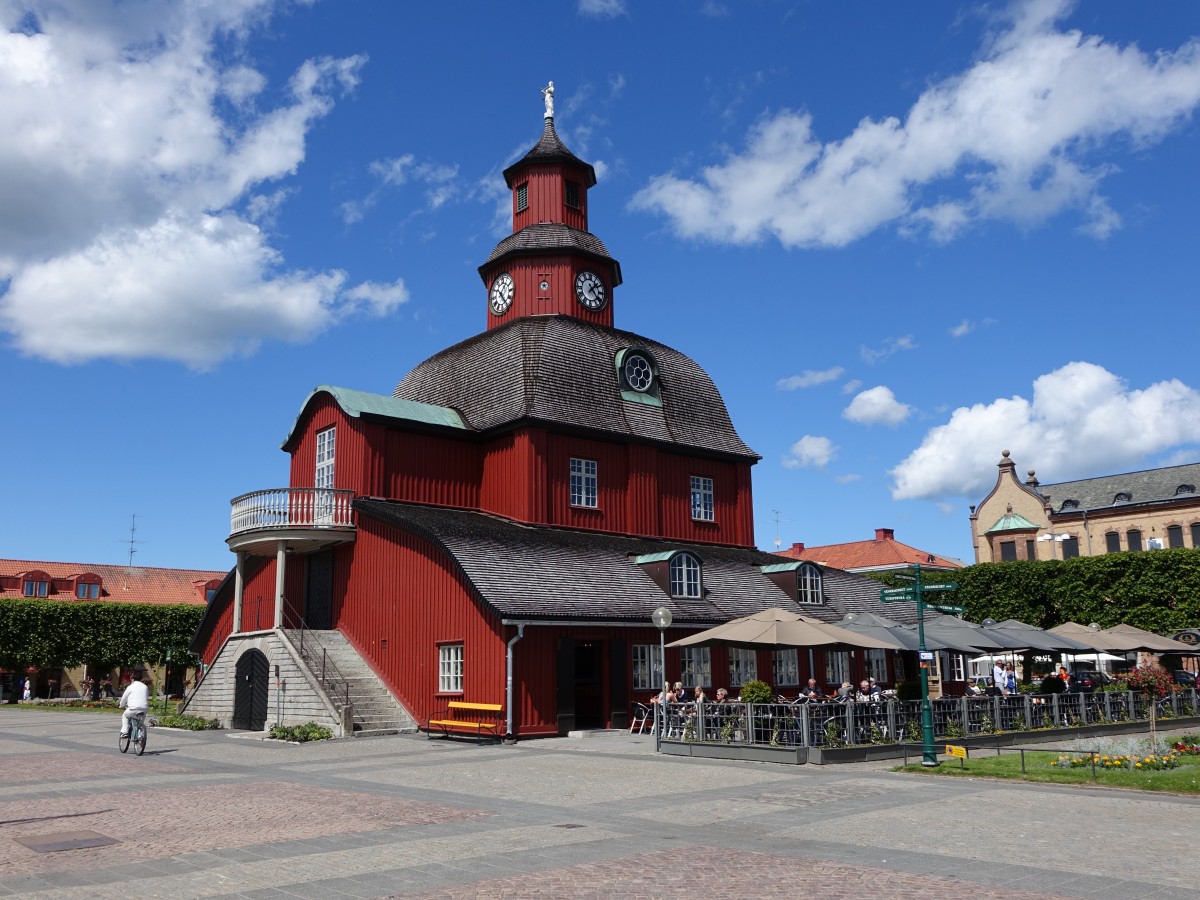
305,550 -> 334,629
232,649 -> 269,731
556,638 -> 575,734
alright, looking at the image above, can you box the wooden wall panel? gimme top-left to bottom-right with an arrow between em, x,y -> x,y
655,455 -> 754,547
287,395 -> 372,494
545,434 -> 629,532
383,430 -> 480,509
512,164 -> 588,233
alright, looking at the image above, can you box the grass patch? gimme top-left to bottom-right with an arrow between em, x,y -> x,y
2,700 -> 123,714
897,739 -> 1200,793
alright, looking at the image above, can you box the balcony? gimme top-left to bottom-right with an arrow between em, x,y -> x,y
227,487 -> 357,556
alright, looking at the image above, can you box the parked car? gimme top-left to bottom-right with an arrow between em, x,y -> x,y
1174,670 -> 1198,687
1070,669 -> 1113,692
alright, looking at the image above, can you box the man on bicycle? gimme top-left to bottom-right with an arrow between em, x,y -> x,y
118,668 -> 150,737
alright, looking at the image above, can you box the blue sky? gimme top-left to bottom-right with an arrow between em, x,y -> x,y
3,0 -> 1200,572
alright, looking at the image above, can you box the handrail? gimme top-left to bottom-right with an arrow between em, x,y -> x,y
291,618 -> 353,713
229,487 -> 356,537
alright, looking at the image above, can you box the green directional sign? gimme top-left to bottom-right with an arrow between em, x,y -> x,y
892,573 -> 916,583
929,604 -> 965,614
879,587 -> 915,602
922,583 -> 958,592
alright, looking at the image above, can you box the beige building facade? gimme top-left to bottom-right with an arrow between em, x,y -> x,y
970,451 -> 1200,564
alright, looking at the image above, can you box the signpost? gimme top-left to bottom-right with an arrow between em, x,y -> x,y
878,565 -> 962,767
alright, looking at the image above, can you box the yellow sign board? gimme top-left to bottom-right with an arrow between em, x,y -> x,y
945,744 -> 967,759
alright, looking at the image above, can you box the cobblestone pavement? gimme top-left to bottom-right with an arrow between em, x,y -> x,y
0,710 -> 1197,899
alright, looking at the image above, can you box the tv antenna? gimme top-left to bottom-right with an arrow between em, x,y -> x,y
765,508 -> 791,550
121,514 -> 146,567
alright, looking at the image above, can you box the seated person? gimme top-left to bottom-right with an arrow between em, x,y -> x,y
800,678 -> 825,700
854,680 -> 875,702
867,677 -> 883,698
713,687 -> 730,703
835,681 -> 854,702
691,685 -> 707,705
963,678 -> 984,697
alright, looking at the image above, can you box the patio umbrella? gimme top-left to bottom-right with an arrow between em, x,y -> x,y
1048,622 -> 1130,653
901,615 -> 1001,653
665,607 -> 902,650
1096,623 -> 1196,653
838,612 -> 957,652
991,619 -> 1095,652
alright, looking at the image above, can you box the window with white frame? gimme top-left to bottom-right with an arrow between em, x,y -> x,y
679,647 -> 710,688
728,648 -> 757,687
569,457 -> 598,508
669,552 -> 702,598
75,583 -> 100,599
632,644 -> 661,691
798,564 -> 822,604
23,580 -> 48,598
929,652 -> 943,679
772,648 -> 799,686
949,653 -> 966,681
865,648 -> 888,683
315,426 -> 336,522
690,475 -> 714,521
438,643 -> 464,693
825,650 -> 849,686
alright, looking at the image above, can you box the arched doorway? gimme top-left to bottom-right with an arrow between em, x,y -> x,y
232,649 -> 269,731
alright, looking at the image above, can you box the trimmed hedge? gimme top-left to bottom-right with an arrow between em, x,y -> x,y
868,546 -> 1200,632
0,599 -> 203,670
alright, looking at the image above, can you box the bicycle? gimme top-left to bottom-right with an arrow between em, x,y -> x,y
119,711 -> 148,755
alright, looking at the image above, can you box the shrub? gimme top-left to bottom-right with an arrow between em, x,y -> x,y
157,713 -> 220,731
268,721 -> 333,742
1120,666 -> 1175,700
738,680 -> 773,703
895,680 -> 922,701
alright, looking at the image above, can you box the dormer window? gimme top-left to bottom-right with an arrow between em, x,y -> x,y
669,552 -> 702,599
798,564 -> 823,604
1177,484 -> 1196,495
75,582 -> 100,599
1114,492 -> 1132,503
1060,499 -> 1079,510
565,180 -> 579,209
23,579 -> 49,597
516,182 -> 528,212
615,347 -> 662,406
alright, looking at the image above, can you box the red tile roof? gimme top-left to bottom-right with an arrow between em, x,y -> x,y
775,529 -> 962,572
0,559 -> 226,606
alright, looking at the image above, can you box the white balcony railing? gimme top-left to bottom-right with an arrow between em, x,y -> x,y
229,488 -> 356,538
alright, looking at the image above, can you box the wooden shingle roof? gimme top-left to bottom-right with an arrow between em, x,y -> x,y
392,315 -> 759,460
355,500 -> 909,625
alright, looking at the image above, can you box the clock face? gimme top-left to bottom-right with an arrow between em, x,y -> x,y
489,273 -> 514,315
574,270 -> 606,310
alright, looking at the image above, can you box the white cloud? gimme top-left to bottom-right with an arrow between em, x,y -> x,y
631,0 -> 1200,246
950,319 -> 974,338
890,361 -> 1200,500
578,0 -> 626,18
843,386 -> 913,427
783,435 -> 837,469
835,473 -> 861,484
0,1 -> 372,366
860,335 -> 916,364
342,155 -> 461,224
343,279 -> 410,316
841,379 -> 863,395
776,366 -> 844,390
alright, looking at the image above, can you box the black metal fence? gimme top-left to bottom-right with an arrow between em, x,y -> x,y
656,688 -> 1200,749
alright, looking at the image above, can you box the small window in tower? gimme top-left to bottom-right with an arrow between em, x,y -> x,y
565,180 -> 579,209
570,457 -> 598,508
516,183 -> 528,212
690,476 -> 714,522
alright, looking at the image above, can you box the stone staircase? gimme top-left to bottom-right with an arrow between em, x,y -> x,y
281,629 -> 418,736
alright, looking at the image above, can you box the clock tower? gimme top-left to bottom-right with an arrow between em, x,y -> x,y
479,82 -> 622,328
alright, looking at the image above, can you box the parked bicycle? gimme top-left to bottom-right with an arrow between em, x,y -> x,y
119,711 -> 148,755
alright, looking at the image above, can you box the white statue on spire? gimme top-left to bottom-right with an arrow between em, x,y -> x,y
541,81 -> 555,119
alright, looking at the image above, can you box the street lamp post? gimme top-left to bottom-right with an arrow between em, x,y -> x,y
162,648 -> 172,714
1037,531 -> 1069,560
651,606 -> 673,752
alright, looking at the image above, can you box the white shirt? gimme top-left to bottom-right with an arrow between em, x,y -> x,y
119,680 -> 150,712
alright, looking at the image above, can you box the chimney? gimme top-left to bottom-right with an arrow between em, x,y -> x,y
790,542 -> 805,553
875,528 -> 894,541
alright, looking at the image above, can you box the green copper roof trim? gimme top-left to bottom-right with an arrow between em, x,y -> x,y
760,562 -> 804,574
633,551 -> 675,564
987,512 -> 1040,533
283,385 -> 467,448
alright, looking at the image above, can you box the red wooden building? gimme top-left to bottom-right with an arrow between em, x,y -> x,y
189,98 -> 911,736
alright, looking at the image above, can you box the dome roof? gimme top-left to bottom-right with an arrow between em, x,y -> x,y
502,118 -> 596,187
393,315 -> 757,460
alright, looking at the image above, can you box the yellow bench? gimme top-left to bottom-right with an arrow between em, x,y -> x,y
427,700 -> 504,743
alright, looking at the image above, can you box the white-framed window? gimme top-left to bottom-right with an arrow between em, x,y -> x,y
632,644 -> 661,691
23,580 -> 48,598
930,652 -> 943,679
894,653 -> 906,682
438,643 -> 464,693
669,553 -> 702,598
315,426 -> 336,522
679,647 -> 710,688
865,648 -> 888,683
569,457 -> 598,508
75,583 -> 100,600
949,653 -> 966,681
690,475 -> 714,521
772,648 -> 799,686
798,564 -> 822,604
825,650 -> 849,686
729,648 -> 757,687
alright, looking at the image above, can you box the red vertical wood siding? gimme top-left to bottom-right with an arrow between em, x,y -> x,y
288,395 -> 375,495
512,164 -> 588,233
238,557 -> 278,633
654,455 -> 753,547
484,255 -> 614,330
626,444 -> 661,536
383,430 -> 479,509
545,434 -> 629,532
196,594 -> 233,665
333,517 -> 508,728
